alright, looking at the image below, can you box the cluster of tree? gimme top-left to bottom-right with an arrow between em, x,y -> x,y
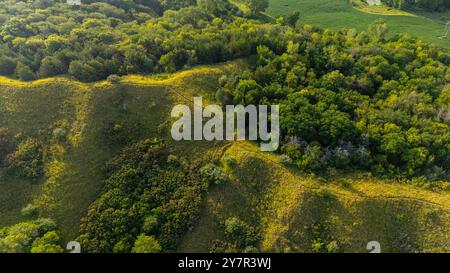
216,21 -> 450,180
381,0 -> 450,11
208,217 -> 260,253
5,137 -> 44,181
77,139 -> 209,252
0,0 -> 274,82
0,218 -> 63,253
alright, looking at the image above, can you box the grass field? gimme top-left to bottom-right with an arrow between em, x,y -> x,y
266,0 -> 450,48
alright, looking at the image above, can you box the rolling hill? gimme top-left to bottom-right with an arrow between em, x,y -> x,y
1,58 -> 450,252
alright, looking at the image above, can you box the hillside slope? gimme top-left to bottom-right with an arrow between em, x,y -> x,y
180,142 -> 450,253
1,61 -> 449,252
0,61 -> 241,241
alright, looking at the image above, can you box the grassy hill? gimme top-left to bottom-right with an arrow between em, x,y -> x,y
1,60 -> 450,252
266,0 -> 450,49
180,141 -> 450,253
0,61 -> 241,242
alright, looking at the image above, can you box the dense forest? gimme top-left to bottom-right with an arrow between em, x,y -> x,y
0,0 -> 449,253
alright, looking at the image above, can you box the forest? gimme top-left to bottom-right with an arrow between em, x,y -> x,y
0,0 -> 449,253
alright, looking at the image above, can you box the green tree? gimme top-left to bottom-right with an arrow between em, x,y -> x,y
368,19 -> 389,41
246,0 -> 268,17
0,56 -> 16,75
7,138 -> 43,181
131,235 -> 162,253
15,62 -> 35,81
30,231 -> 64,253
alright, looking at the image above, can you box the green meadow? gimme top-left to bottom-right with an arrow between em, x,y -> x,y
267,0 -> 450,48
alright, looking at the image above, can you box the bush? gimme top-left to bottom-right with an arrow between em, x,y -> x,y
15,62 -> 36,81
131,235 -> 162,253
0,218 -> 59,253
107,74 -> 122,84
167,154 -> 182,166
78,140 -> 207,252
21,204 -> 38,219
30,231 -> 64,253
142,215 -> 160,234
200,163 -> 227,185
7,138 -> 44,181
224,217 -> 258,249
223,156 -> 237,168
0,56 -> 16,75
279,155 -> 293,166
52,128 -> 66,142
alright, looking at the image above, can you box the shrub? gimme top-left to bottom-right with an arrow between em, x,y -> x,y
52,128 -> 67,142
279,155 -> 293,166
21,204 -> 38,219
142,215 -> 159,234
30,231 -> 64,253
107,74 -> 121,84
223,156 -> 237,167
78,140 -> 207,252
131,234 -> 162,253
167,154 -> 182,166
224,217 -> 258,249
200,163 -> 227,185
7,138 -> 44,181
15,62 -> 36,81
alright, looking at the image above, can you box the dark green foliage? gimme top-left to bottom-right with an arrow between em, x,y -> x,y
77,139 -> 208,252
0,56 -> 16,75
21,204 -> 39,219
224,217 -> 259,250
6,138 -> 44,181
0,0 -> 247,82
217,23 -> 450,180
200,163 -> 227,185
246,0 -> 269,17
15,62 -> 36,81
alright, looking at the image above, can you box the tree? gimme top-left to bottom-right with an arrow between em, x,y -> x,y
30,231 -> 64,253
368,19 -> 389,41
246,0 -> 269,17
38,56 -> 65,77
0,56 -> 16,75
21,204 -> 38,219
69,60 -> 98,82
142,215 -> 160,234
0,218 -> 58,253
7,138 -> 43,181
224,217 -> 258,249
286,11 -> 300,27
197,0 -> 229,16
15,62 -> 35,81
131,235 -> 162,253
